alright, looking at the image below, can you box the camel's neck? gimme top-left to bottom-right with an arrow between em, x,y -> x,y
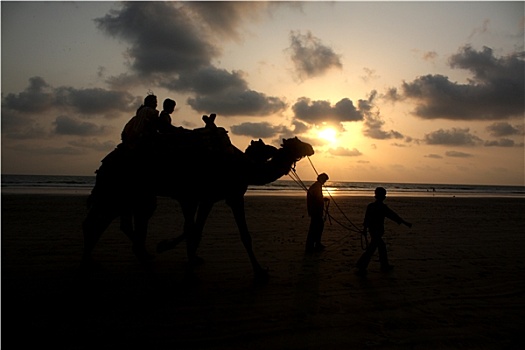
247,148 -> 299,185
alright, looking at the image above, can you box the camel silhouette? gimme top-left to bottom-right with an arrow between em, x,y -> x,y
81,117 -> 314,281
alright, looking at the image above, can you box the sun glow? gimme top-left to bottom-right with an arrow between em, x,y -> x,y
318,127 -> 338,144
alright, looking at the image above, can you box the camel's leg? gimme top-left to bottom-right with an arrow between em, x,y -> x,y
156,200 -> 206,254
130,196 -> 157,262
81,206 -> 116,267
120,214 -> 134,242
180,202 -> 199,267
194,201 -> 213,249
227,197 -> 268,281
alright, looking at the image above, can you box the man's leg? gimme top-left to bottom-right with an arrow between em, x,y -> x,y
314,216 -> 325,251
377,237 -> 393,271
305,218 -> 316,252
356,238 -> 378,271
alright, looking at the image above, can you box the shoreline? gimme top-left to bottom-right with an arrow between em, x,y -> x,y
2,187 -> 524,198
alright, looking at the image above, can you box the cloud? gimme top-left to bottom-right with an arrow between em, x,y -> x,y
54,87 -> 138,116
467,19 -> 490,40
327,147 -> 362,157
288,31 -> 342,79
363,112 -> 404,140
360,67 -> 380,82
486,122 -> 524,137
1,77 -> 136,142
3,77 -> 54,113
292,97 -> 364,126
164,67 -> 287,116
96,2 -> 285,117
53,116 -> 111,136
424,154 -> 443,159
187,89 -> 287,116
166,67 -> 248,95
230,122 -> 291,138
484,138 -> 519,147
445,150 -> 473,158
185,1 -> 270,42
391,46 -> 524,120
2,77 -> 137,118
424,128 -> 482,146
95,2 -> 217,75
360,91 -> 404,140
422,51 -> 438,61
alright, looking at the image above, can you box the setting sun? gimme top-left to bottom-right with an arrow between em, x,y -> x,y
318,127 -> 337,144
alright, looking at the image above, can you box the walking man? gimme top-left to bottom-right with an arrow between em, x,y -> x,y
356,187 -> 412,275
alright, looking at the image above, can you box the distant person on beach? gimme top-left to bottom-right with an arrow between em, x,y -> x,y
305,173 -> 330,253
356,187 -> 412,275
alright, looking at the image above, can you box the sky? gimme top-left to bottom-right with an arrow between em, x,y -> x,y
1,1 -> 524,185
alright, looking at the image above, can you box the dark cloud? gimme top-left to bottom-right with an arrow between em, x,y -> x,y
424,128 -> 482,146
3,77 -> 54,113
288,31 -> 342,79
230,122 -> 291,139
185,1 -> 270,42
291,120 -> 310,135
2,77 -> 137,118
95,2 -> 217,74
484,138 -> 518,147
187,89 -> 286,116
391,46 -> 524,120
292,97 -> 363,125
363,113 -> 404,140
164,67 -> 286,116
328,147 -> 362,157
445,150 -> 473,158
165,67 -> 248,95
360,91 -> 404,140
486,122 -> 524,137
55,87 -> 138,116
96,2 -> 285,117
53,116 -> 111,136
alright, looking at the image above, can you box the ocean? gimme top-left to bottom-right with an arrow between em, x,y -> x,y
1,174 -> 524,198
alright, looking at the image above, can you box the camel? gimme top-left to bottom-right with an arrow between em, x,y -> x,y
82,117 -> 314,281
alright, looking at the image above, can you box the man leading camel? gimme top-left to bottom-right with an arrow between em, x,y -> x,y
305,173 -> 330,253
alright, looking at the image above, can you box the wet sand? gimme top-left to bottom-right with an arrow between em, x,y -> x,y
2,193 -> 524,349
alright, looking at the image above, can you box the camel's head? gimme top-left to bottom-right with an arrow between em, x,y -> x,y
245,139 -> 279,163
282,137 -> 314,161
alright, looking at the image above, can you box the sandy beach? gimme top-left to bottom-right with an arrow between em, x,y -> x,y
2,193 -> 524,349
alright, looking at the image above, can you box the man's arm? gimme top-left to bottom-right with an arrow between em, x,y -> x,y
386,206 -> 412,228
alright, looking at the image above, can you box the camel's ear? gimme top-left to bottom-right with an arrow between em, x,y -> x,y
210,113 -> 216,122
250,140 -> 255,145
259,138 -> 263,142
